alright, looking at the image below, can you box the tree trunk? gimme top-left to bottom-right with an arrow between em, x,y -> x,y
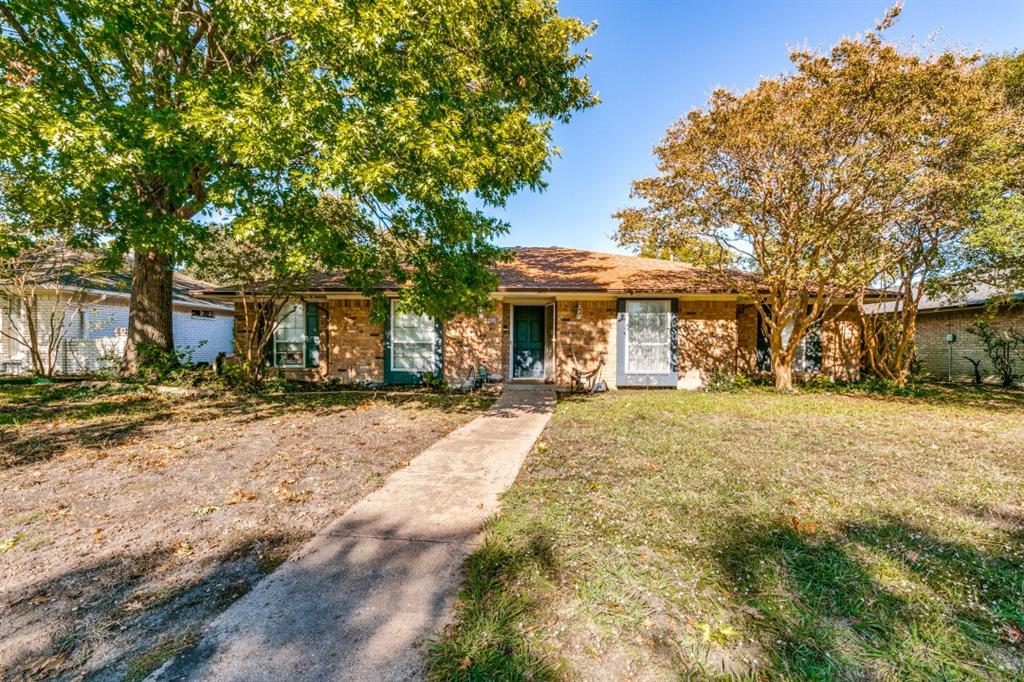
123,249 -> 175,374
773,355 -> 794,390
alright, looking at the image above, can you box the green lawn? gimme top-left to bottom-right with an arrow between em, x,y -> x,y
429,385 -> 1024,681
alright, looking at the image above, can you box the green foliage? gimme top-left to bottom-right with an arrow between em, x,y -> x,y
703,369 -> 756,392
419,372 -> 449,392
967,321 -> 1023,387
1,0 -> 597,339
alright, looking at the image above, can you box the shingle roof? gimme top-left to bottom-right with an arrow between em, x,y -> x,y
493,247 -> 751,293
196,246 -> 756,297
870,284 -> 1024,314
3,251 -> 232,311
67,270 -> 232,310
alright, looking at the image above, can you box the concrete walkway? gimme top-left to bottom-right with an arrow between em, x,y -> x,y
151,389 -> 556,682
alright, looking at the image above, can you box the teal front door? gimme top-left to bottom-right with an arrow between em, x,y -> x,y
513,306 -> 545,378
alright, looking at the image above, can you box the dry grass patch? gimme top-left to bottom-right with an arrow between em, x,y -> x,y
0,381 -> 488,681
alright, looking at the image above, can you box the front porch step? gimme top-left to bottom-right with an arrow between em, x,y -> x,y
503,381 -> 554,392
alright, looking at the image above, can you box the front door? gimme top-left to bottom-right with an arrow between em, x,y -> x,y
513,306 -> 545,378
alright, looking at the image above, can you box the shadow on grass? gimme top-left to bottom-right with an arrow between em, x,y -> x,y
0,385 -> 490,470
714,516 -> 1024,679
807,381 -> 1024,413
1,531 -> 298,682
427,526 -> 563,681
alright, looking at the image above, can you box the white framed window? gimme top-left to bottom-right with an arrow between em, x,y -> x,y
272,303 -> 306,368
624,300 -> 672,374
390,300 -> 437,372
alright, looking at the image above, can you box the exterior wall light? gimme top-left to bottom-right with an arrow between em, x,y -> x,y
575,303 -> 583,320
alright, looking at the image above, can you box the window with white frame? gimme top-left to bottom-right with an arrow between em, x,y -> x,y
624,300 -> 673,374
272,303 -> 306,368
390,300 -> 437,372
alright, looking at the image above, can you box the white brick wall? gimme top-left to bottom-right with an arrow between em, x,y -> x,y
172,305 -> 234,364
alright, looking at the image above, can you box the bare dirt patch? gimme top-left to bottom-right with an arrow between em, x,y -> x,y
0,382 -> 487,681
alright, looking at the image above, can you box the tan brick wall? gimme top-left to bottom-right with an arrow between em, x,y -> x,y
735,304 -> 759,375
325,299 -> 382,382
555,300 -> 617,389
443,303 -> 505,384
499,303 -> 511,379
676,300 -> 739,387
230,296 -> 866,386
821,308 -> 861,381
915,306 -> 1024,380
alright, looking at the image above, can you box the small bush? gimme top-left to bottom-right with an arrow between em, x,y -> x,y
798,373 -> 834,390
420,372 -> 448,392
704,370 -> 755,392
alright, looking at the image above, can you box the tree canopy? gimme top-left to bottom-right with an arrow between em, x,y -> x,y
615,6 -> 1018,388
1,0 -> 596,369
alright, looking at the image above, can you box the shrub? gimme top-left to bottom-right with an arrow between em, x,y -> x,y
420,372 -> 449,392
704,370 -> 754,392
967,322 -> 1021,387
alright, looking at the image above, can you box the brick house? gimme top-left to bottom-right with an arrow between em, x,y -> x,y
198,247 -> 862,389
910,286 -> 1024,381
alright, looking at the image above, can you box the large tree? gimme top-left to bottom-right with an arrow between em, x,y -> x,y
0,0 -> 596,372
947,52 -> 1024,299
616,7 -> 1014,389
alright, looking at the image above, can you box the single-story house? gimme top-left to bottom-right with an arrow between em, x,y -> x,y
910,285 -> 1024,381
0,270 -> 234,375
197,247 -> 862,389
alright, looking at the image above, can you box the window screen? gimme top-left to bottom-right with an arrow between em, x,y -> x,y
625,300 -> 672,374
391,301 -> 437,372
273,303 -> 305,368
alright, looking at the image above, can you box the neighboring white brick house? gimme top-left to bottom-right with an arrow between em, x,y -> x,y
0,272 -> 233,375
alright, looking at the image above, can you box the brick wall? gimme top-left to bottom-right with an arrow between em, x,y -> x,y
500,303 -> 511,379
325,299 -> 381,382
676,300 -> 739,388
915,306 -> 1024,380
443,303 -> 505,384
555,300 -> 617,388
226,295 -> 867,387
735,304 -> 759,375
820,308 -> 861,381
172,305 -> 233,364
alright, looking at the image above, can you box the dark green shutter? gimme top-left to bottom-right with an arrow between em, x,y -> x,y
756,307 -> 772,372
304,303 -> 320,368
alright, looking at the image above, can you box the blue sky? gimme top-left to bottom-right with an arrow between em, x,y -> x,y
489,0 -> 1023,254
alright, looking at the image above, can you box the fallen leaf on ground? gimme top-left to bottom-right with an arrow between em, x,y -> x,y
226,489 -> 258,505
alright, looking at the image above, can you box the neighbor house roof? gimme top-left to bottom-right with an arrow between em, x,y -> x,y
870,283 -> 1024,314
196,246 -> 758,297
2,251 -> 232,311
70,269 -> 233,311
